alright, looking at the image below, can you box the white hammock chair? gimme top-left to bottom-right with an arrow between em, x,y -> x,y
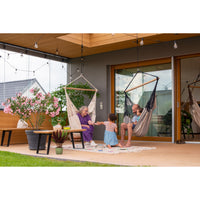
64,74 -> 98,137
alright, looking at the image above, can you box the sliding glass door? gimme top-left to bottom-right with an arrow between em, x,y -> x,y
113,60 -> 172,141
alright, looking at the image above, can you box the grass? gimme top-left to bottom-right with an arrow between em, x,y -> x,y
0,150 -> 119,167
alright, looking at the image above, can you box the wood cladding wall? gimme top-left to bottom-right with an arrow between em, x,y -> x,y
0,111 -> 53,144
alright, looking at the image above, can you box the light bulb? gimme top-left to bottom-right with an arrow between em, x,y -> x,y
70,75 -> 72,80
76,68 -> 80,72
34,42 -> 38,48
15,68 -> 17,74
56,49 -> 59,55
7,53 -> 9,59
140,39 -> 144,46
174,41 -> 178,49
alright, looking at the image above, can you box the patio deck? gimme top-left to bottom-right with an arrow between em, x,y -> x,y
0,140 -> 200,166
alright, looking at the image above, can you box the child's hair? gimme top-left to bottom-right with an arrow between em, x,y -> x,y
137,107 -> 143,114
108,113 -> 117,121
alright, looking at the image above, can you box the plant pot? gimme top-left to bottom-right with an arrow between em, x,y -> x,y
56,147 -> 63,154
25,130 -> 47,150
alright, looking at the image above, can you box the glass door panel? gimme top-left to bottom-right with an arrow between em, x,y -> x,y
115,63 -> 172,138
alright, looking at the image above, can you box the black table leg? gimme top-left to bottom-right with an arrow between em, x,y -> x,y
47,134 -> 51,155
80,132 -> 85,149
71,132 -> 75,148
1,130 -> 5,146
36,134 -> 41,154
7,131 -> 12,147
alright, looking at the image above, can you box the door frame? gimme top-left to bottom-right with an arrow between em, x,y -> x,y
111,57 -> 172,142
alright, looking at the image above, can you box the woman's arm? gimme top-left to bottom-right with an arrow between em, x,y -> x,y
81,124 -> 90,129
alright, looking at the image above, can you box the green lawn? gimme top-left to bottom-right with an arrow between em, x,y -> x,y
0,150 -> 118,167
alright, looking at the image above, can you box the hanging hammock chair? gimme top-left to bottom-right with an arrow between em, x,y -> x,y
188,80 -> 200,128
123,71 -> 159,137
64,73 -> 98,135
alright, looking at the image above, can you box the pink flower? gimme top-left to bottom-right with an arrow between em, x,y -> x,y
4,106 -> 12,114
1,102 -> 5,106
30,88 -> 34,93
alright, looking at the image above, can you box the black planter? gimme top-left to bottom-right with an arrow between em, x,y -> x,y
25,130 -> 47,150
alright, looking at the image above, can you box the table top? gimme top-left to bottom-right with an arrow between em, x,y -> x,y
33,129 -> 86,134
0,128 -> 32,131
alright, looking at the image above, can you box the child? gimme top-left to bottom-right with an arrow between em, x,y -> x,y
95,113 -> 122,149
132,107 -> 143,129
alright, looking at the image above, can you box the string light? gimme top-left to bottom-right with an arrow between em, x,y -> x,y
140,38 -> 144,46
34,42 -> 38,48
15,68 -> 17,74
174,41 -> 178,49
62,65 -> 64,69
33,71 -> 35,76
56,49 -> 59,55
7,53 -> 9,59
76,68 -> 80,72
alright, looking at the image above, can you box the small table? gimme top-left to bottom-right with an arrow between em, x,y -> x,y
34,130 -> 53,155
33,129 -> 86,155
0,128 -> 30,147
67,129 -> 86,149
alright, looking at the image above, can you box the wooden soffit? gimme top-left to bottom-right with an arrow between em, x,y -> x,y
0,33 -> 199,58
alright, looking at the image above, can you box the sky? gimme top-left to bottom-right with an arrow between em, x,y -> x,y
0,49 -> 67,93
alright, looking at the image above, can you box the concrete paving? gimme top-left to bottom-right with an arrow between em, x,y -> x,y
1,140 -> 200,166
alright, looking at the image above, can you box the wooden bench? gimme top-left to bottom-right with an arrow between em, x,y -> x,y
34,129 -> 86,155
0,128 -> 31,147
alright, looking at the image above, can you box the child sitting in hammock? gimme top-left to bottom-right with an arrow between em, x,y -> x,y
95,113 -> 122,149
132,107 -> 143,129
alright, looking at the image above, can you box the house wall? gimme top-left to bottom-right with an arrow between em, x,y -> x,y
0,111 -> 52,144
22,82 -> 46,97
69,36 -> 200,140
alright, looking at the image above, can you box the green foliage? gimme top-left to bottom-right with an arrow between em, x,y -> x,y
181,110 -> 192,134
52,130 -> 68,144
51,82 -> 99,126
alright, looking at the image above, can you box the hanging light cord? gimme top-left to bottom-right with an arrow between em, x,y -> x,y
81,33 -> 84,74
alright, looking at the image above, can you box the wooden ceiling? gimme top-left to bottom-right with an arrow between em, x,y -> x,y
0,33 -> 199,58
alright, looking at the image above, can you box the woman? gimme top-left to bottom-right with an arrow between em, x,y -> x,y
77,106 -> 97,146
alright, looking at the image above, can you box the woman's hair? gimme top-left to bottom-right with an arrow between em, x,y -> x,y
137,107 -> 143,114
109,113 -> 117,121
79,106 -> 88,113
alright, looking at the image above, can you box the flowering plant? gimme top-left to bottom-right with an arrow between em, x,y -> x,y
2,87 -> 61,129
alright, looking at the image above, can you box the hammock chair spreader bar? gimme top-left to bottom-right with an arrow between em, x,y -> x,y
64,87 -> 97,92
125,77 -> 158,93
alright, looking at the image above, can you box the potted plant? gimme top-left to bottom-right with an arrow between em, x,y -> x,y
2,87 -> 61,150
52,130 -> 68,154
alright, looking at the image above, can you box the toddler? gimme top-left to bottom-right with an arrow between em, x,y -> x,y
95,113 -> 122,149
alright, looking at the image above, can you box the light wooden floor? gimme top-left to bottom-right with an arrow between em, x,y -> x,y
1,140 -> 200,166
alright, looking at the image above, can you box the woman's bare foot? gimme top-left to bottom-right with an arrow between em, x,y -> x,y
107,145 -> 112,149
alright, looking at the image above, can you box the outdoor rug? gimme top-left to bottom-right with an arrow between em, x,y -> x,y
52,144 -> 156,154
